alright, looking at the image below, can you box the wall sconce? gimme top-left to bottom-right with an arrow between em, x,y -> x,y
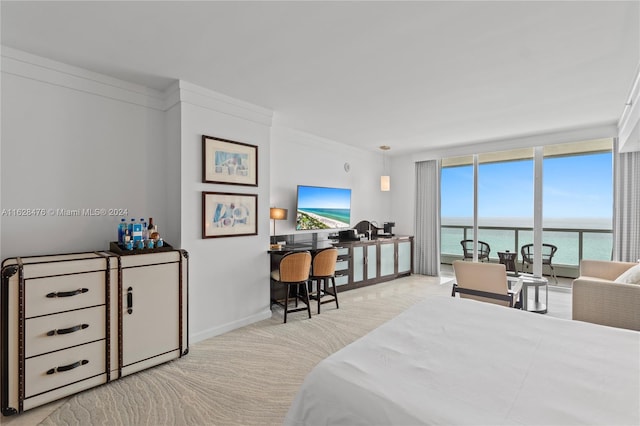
380,145 -> 391,191
270,207 -> 288,237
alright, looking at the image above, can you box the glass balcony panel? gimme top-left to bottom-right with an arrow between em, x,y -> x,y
582,232 -> 613,261
441,226 -> 467,256
476,228 -> 518,260
542,230 -> 578,266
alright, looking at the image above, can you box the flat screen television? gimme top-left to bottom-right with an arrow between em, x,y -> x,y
296,185 -> 351,230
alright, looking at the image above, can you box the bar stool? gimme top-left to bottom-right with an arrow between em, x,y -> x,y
270,251 -> 312,323
308,247 -> 339,314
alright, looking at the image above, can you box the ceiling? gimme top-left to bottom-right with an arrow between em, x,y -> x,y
2,1 -> 639,156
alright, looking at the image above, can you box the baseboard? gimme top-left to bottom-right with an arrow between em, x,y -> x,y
190,308 -> 273,344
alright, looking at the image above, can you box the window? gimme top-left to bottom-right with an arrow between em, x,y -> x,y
542,140 -> 613,264
440,139 -> 613,272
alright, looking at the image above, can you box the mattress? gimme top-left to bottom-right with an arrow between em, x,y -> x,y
285,296 -> 640,425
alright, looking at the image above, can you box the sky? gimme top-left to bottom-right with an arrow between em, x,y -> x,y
297,185 -> 352,209
441,152 -> 613,226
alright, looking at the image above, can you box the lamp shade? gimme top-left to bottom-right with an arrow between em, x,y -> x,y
380,175 -> 391,191
270,207 -> 288,220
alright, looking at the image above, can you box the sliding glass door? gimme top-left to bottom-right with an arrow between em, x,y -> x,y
477,149 -> 534,259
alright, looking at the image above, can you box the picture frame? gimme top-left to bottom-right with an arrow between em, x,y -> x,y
202,191 -> 258,238
202,135 -> 258,186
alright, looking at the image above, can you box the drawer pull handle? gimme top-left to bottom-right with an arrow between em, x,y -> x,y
46,359 -> 89,375
46,324 -> 89,336
46,288 -> 89,298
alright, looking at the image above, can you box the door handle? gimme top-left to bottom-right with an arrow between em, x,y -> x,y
127,286 -> 133,314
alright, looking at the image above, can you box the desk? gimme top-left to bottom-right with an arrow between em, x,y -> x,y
268,240 -> 336,254
509,274 -> 548,314
268,236 -> 414,301
497,251 -> 517,273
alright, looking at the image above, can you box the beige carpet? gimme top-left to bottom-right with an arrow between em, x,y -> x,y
19,275 -> 570,426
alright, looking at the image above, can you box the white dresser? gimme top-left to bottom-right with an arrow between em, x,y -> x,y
1,249 -> 188,415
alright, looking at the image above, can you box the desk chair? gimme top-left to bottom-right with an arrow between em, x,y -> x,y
270,251 -> 312,323
308,247 -> 339,314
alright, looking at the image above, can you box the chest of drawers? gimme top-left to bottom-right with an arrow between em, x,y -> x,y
1,249 -> 188,415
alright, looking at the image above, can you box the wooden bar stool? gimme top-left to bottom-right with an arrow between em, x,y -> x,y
270,251 -> 312,323
308,247 -> 339,314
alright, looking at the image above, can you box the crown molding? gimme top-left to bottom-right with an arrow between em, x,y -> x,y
176,80 -> 273,127
1,46 -> 167,110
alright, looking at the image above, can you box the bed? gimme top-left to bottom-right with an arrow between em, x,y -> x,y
285,296 -> 640,425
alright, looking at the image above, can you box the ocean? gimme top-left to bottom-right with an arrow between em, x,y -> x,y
299,208 -> 351,225
441,217 -> 613,266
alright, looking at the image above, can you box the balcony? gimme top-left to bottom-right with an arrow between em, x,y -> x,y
441,224 -> 613,285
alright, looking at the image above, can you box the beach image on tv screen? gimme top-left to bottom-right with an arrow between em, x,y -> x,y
296,186 -> 351,230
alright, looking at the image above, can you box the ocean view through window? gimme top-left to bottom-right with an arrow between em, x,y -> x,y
441,140 -> 613,272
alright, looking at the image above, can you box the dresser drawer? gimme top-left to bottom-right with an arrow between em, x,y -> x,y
25,340 -> 106,398
25,271 -> 106,318
25,306 -> 106,358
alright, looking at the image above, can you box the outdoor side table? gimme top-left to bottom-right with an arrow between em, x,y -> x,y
498,251 -> 518,273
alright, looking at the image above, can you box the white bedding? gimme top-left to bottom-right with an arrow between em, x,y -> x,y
285,296 -> 640,425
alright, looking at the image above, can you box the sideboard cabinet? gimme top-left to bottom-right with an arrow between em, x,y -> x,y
1,249 -> 188,416
333,236 -> 414,291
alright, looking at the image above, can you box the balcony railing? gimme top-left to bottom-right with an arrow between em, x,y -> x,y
441,224 -> 613,278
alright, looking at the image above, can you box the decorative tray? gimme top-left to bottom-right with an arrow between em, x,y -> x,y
109,241 -> 174,255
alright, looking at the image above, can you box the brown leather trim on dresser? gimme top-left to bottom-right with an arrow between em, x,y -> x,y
17,258 -> 25,414
181,249 -> 189,356
117,255 -> 123,379
1,263 -> 19,416
95,252 -> 111,382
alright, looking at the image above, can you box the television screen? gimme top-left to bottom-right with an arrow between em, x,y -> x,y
296,185 -> 351,230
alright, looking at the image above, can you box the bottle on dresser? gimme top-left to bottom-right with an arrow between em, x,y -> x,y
118,218 -> 127,244
141,218 -> 148,240
131,219 -> 143,243
147,217 -> 158,240
127,218 -> 135,236
123,227 -> 133,250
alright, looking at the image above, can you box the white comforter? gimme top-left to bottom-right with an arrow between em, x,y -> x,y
285,296 -> 640,425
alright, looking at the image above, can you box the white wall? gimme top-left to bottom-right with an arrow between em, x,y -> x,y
1,48 -> 170,259
270,126 -> 393,237
177,81 -> 274,342
389,154 -> 416,237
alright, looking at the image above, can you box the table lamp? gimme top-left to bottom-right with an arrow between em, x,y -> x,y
270,207 -> 288,245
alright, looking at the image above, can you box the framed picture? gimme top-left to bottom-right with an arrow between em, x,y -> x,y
202,135 -> 258,186
202,191 -> 258,238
